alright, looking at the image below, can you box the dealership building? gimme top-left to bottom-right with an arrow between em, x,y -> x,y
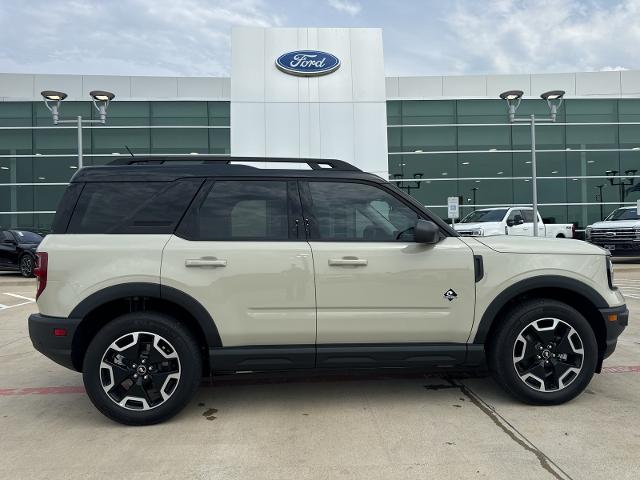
0,27 -> 639,232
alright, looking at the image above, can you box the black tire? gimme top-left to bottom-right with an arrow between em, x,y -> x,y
83,312 -> 202,426
488,298 -> 598,405
19,254 -> 35,277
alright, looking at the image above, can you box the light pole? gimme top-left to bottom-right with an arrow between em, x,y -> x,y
471,187 -> 479,207
595,184 -> 605,220
500,89 -> 565,236
41,90 -> 115,168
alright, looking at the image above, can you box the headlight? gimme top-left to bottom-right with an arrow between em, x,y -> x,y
585,227 -> 592,240
471,228 -> 484,236
606,256 -> 616,290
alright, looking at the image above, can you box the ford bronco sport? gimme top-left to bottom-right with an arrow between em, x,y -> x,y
28,157 -> 628,425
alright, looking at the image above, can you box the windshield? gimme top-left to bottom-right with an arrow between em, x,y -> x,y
9,230 -> 43,243
605,208 -> 640,221
460,209 -> 508,223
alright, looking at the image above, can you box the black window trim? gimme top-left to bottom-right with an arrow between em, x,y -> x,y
175,176 -> 304,242
298,178 -> 449,243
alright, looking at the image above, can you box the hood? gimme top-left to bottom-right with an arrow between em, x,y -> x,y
589,220 -> 640,229
469,235 -> 606,255
453,222 -> 497,230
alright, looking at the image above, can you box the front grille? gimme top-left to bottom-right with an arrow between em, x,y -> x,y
591,228 -> 639,243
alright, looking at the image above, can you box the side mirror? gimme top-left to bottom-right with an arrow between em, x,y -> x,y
506,219 -> 514,227
414,219 -> 440,244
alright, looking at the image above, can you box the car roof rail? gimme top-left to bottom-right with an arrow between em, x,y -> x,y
108,156 -> 361,172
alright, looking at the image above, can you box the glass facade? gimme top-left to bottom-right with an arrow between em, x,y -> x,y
0,101 -> 230,231
388,99 -> 640,228
1,97 -> 639,232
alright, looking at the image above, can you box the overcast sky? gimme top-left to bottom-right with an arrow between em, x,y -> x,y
0,0 -> 638,77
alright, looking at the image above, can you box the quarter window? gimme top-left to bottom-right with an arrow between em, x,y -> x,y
305,181 -> 420,241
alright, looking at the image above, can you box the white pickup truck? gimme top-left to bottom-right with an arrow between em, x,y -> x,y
454,207 -> 575,238
586,206 -> 640,256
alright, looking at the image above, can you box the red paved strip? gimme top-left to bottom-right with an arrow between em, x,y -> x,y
601,365 -> 640,374
0,386 -> 85,396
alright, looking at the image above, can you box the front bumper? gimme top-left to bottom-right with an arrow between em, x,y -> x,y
590,241 -> 640,256
28,313 -> 81,371
599,304 -> 629,359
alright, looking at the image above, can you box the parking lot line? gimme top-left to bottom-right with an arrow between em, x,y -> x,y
0,292 -> 35,310
3,292 -> 35,302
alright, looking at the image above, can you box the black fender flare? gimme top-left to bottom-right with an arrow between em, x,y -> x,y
473,275 -> 608,344
69,282 -> 222,347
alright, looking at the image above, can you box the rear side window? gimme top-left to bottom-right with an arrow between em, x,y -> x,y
180,180 -> 290,241
521,210 -> 535,223
67,179 -> 203,234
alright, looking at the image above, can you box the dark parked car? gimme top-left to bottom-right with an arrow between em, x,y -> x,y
0,230 -> 43,277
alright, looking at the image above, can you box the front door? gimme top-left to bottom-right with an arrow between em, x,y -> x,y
300,180 -> 476,365
507,209 -> 529,235
161,179 -> 316,368
0,231 -> 17,268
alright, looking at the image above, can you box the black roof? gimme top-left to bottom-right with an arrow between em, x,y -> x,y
71,156 -> 386,183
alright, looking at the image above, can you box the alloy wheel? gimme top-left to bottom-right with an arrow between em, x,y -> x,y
100,331 -> 181,410
512,317 -> 584,392
20,256 -> 33,276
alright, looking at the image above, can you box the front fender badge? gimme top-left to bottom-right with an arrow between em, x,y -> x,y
444,289 -> 458,301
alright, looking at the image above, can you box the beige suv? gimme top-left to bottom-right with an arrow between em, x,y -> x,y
28,157 -> 628,425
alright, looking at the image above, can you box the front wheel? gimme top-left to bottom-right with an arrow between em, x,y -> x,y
83,312 -> 202,425
489,299 -> 598,405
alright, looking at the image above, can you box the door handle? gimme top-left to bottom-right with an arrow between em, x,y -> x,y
328,257 -> 368,266
185,258 -> 227,268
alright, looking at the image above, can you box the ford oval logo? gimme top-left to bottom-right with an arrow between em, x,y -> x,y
276,50 -> 340,77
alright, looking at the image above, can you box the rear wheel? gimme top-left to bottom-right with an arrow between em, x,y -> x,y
83,312 -> 202,425
489,299 -> 598,405
19,255 -> 34,277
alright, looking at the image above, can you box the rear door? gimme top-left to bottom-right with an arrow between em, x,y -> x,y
300,179 -> 476,352
161,178 -> 316,366
524,210 -> 546,236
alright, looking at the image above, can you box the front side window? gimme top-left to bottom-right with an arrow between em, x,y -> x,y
305,181 -> 420,241
508,209 -> 523,223
195,180 -> 289,241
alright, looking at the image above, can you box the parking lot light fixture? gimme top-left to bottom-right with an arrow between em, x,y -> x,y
541,90 -> 565,121
499,90 -> 523,122
500,88 -> 564,236
41,89 -> 115,169
40,90 -> 68,124
89,91 -> 115,123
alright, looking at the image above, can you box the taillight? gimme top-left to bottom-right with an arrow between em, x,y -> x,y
34,252 -> 48,300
